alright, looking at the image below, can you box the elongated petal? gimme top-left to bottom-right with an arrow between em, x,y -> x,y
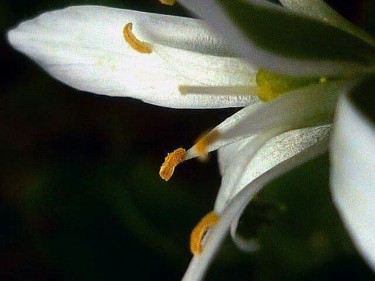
178,0 -> 375,76
185,81 -> 342,160
331,92 -> 375,270
226,126 -> 330,254
279,0 -> 375,47
217,137 -> 255,176
215,125 -> 331,213
7,5 -> 257,109
182,137 -> 329,281
214,130 -> 282,213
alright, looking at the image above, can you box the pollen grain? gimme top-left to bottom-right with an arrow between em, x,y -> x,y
159,148 -> 186,181
123,23 -> 152,54
190,211 -> 220,255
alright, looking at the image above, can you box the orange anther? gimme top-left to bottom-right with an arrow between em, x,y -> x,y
159,0 -> 176,5
159,148 -> 186,181
190,211 -> 220,255
123,23 -> 152,54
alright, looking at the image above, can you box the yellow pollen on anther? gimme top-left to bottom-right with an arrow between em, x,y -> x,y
193,130 -> 220,160
123,23 -> 152,54
159,0 -> 176,5
159,148 -> 186,181
190,211 -> 220,255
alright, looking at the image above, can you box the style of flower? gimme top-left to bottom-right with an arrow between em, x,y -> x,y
7,0 -> 375,280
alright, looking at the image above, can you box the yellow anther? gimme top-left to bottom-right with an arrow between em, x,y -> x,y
159,148 -> 186,181
123,23 -> 152,54
193,129 -> 220,160
159,0 -> 176,5
190,211 -> 220,255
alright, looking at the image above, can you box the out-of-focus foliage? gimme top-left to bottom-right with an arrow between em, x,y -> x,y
1,0 -> 374,280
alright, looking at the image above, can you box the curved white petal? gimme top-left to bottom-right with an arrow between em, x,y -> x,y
217,137 -> 255,176
230,215 -> 259,253
178,0 -> 371,76
214,130 -> 282,213
330,94 -> 375,270
215,125 -> 331,213
225,126 -> 331,254
7,5 -> 257,109
182,137 -> 329,281
185,81 -> 342,160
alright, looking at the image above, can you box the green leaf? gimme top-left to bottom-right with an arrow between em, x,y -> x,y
216,0 -> 375,68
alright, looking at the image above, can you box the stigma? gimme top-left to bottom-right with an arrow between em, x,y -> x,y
159,148 -> 187,181
123,23 -> 152,54
190,211 -> 220,255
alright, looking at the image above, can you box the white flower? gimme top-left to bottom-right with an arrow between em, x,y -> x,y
7,1 -> 375,280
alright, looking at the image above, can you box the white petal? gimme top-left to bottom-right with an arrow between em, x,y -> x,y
230,216 -> 259,252
182,137 -> 329,281
217,137 -> 255,176
214,129 -> 283,213
330,94 -> 375,270
7,5 -> 257,109
225,126 -> 331,253
215,125 -> 331,213
185,81 -> 342,160
178,0 -> 367,76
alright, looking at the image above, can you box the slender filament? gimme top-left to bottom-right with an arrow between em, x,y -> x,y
179,85 -> 257,96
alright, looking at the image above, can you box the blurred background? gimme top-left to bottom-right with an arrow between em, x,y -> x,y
1,0 -> 374,280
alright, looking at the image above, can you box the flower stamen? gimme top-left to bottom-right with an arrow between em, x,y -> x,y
193,129 -> 220,160
123,23 -> 152,54
159,0 -> 176,5
178,85 -> 257,96
190,211 -> 220,255
159,148 -> 187,181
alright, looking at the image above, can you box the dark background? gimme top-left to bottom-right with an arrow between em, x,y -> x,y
1,0 -> 374,280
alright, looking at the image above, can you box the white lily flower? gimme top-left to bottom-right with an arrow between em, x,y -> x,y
6,1 -> 375,280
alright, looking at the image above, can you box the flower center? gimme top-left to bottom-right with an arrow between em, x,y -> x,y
123,23 -> 152,54
256,69 -> 326,101
190,211 -> 220,255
